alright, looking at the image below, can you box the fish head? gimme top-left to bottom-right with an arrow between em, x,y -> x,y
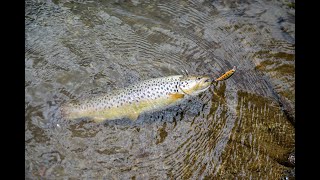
179,75 -> 212,95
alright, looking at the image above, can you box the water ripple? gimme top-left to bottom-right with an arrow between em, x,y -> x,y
25,0 -> 295,179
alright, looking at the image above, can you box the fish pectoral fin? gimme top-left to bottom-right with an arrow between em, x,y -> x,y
127,112 -> 139,121
168,93 -> 185,100
92,116 -> 106,123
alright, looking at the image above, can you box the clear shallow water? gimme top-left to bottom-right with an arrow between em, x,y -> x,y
25,0 -> 295,179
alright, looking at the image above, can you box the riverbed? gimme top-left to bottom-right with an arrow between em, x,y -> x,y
25,0 -> 295,179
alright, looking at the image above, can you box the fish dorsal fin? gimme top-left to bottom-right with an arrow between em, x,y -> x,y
168,93 -> 185,100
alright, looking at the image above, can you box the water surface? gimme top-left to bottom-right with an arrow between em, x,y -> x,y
25,0 -> 295,179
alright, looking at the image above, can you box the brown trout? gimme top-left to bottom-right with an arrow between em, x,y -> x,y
61,75 -> 212,122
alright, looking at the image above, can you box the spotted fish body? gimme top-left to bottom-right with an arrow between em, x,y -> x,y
61,75 -> 211,122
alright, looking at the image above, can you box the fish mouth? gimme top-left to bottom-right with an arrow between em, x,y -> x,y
202,76 -> 214,85
201,86 -> 210,91
199,77 -> 212,91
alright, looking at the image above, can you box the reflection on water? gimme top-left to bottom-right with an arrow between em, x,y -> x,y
25,0 -> 295,179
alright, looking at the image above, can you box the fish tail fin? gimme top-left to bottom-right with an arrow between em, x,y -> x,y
60,103 -> 73,120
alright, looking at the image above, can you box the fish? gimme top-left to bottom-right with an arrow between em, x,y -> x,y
61,75 -> 212,123
214,66 -> 236,82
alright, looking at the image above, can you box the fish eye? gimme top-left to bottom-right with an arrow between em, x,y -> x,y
197,77 -> 201,80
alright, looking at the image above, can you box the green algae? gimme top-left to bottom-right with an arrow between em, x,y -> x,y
69,121 -> 99,138
214,91 -> 294,179
156,122 -> 168,144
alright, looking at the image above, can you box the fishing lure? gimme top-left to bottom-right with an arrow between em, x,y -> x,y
214,66 -> 236,82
